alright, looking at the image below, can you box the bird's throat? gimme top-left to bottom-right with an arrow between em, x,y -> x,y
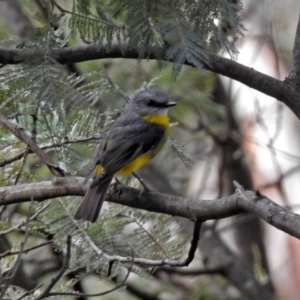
141,115 -> 170,129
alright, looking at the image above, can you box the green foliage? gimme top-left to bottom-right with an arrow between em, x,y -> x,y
0,50 -> 121,184
37,0 -> 243,76
69,2 -> 124,45
36,197 -> 186,281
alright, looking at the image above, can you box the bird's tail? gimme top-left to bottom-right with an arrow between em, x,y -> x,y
74,175 -> 113,223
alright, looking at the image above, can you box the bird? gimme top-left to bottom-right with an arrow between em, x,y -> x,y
74,88 -> 176,222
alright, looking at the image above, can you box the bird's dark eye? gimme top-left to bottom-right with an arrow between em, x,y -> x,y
147,99 -> 156,106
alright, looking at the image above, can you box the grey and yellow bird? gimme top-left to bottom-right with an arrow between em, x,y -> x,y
74,88 -> 176,222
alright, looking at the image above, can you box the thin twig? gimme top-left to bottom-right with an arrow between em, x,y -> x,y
34,234 -> 72,300
0,201 -> 34,299
180,221 -> 202,266
14,109 -> 39,185
16,284 -> 43,300
0,136 -> 99,167
0,114 -> 65,177
0,240 -> 53,258
47,249 -> 134,298
14,148 -> 30,185
16,108 -> 38,183
0,204 -> 50,237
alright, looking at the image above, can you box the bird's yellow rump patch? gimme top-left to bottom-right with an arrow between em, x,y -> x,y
94,154 -> 153,177
117,153 -> 153,176
94,164 -> 103,177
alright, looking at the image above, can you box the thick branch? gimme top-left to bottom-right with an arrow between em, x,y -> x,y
1,44 -> 299,117
0,177 -> 300,240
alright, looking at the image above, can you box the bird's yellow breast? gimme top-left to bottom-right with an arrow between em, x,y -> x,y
141,115 -> 170,131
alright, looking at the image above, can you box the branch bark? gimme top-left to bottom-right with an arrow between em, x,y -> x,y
1,177 -> 300,240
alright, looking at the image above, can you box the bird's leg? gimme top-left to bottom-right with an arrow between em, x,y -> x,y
107,176 -> 122,198
114,176 -> 122,184
132,172 -> 150,192
109,176 -> 122,189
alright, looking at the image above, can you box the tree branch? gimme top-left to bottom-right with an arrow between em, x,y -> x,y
0,204 -> 50,237
158,266 -> 223,276
1,44 -> 299,118
0,177 -> 300,240
0,240 -> 53,259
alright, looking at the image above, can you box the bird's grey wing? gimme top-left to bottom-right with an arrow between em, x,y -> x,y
89,138 -> 154,189
100,121 -> 165,175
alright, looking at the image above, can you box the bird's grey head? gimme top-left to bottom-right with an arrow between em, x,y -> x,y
126,88 -> 176,116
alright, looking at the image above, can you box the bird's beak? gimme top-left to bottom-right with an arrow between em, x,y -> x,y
165,101 -> 177,107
